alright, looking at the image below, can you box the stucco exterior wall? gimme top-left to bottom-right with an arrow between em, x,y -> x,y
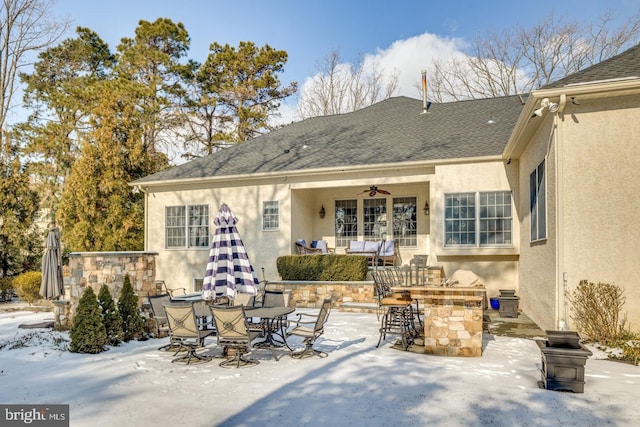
517,119 -> 559,331
146,182 -> 293,290
516,94 -> 640,331
559,95 -> 640,330
430,161 -> 520,300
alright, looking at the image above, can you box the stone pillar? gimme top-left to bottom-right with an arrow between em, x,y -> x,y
64,251 -> 158,323
53,300 -> 71,330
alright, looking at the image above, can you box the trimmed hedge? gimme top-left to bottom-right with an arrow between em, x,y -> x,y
276,254 -> 369,281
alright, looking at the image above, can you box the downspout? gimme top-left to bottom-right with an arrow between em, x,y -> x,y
555,94 -> 567,330
133,185 -> 149,251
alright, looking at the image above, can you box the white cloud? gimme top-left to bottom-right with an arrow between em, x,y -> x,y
361,32 -> 468,99
277,32 -> 470,125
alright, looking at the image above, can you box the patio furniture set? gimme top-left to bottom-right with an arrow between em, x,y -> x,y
295,238 -> 399,267
146,288 -> 332,368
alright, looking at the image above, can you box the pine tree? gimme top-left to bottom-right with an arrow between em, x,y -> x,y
70,287 -> 107,353
118,274 -> 145,341
0,137 -> 41,277
97,284 -> 123,346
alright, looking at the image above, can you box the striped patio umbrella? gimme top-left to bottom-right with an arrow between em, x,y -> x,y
202,204 -> 259,301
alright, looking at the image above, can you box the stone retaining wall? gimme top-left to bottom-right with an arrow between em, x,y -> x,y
266,281 -> 375,309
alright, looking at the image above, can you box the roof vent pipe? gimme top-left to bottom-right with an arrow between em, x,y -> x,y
421,70 -> 430,114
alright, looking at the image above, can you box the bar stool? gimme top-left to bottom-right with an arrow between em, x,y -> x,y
379,268 -> 422,328
372,272 -> 415,350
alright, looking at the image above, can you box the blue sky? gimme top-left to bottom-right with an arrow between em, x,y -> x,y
47,0 -> 640,120
53,1 -> 639,81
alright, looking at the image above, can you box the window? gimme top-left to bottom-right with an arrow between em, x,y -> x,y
393,197 -> 417,247
530,160 -> 547,241
479,191 -> 512,245
166,206 -> 186,248
335,199 -> 357,247
445,193 -> 476,246
445,192 -> 512,247
335,198 -> 418,248
262,201 -> 279,231
363,198 -> 387,239
165,205 -> 209,248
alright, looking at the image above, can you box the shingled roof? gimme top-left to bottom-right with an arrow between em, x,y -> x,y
134,95 -> 524,184
542,43 -> 640,89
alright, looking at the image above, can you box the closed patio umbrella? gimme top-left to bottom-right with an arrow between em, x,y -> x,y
40,225 -> 64,300
202,204 -> 259,302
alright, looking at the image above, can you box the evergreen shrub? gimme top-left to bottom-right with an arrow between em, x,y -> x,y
118,274 -> 145,341
98,284 -> 123,346
276,254 -> 369,281
12,271 -> 42,305
70,287 -> 107,353
0,277 -> 14,301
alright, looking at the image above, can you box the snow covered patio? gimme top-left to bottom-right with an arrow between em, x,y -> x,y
1,308 -> 639,426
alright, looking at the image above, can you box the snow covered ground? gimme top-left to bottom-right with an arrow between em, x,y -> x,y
1,309 -> 639,427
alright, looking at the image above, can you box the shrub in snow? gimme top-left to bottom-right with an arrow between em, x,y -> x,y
98,284 -> 123,346
70,287 -> 107,353
118,274 -> 145,342
12,271 -> 42,305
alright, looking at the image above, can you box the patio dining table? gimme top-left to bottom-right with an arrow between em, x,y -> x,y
246,306 -> 295,360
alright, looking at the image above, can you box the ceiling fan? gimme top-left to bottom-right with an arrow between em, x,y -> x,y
358,185 -> 391,197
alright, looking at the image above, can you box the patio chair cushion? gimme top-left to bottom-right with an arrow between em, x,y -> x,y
379,240 -> 395,256
380,295 -> 412,305
348,241 -> 365,252
348,240 -> 382,253
364,241 -> 380,252
315,240 -> 328,254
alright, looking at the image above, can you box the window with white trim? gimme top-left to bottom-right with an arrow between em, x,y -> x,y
445,191 -> 512,247
165,205 -> 209,248
530,160 -> 547,241
262,201 -> 279,231
363,198 -> 387,239
335,199 -> 357,247
392,197 -> 417,246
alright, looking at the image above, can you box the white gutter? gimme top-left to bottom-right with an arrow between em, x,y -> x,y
553,107 -> 564,330
132,185 -> 150,250
504,78 -> 640,161
129,155 -> 504,190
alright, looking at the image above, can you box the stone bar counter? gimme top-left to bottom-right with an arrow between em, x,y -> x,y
395,286 -> 486,357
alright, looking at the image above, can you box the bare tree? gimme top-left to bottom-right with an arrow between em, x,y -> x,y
428,11 -> 640,101
0,0 -> 67,149
297,50 -> 399,119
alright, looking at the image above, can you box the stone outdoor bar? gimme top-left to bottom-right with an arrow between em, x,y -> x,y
404,286 -> 486,357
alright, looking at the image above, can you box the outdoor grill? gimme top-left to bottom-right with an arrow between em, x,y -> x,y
497,289 -> 519,318
537,330 -> 592,393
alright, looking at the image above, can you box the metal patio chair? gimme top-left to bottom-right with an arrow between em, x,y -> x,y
211,305 -> 261,368
163,302 -> 216,364
286,298 -> 332,359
